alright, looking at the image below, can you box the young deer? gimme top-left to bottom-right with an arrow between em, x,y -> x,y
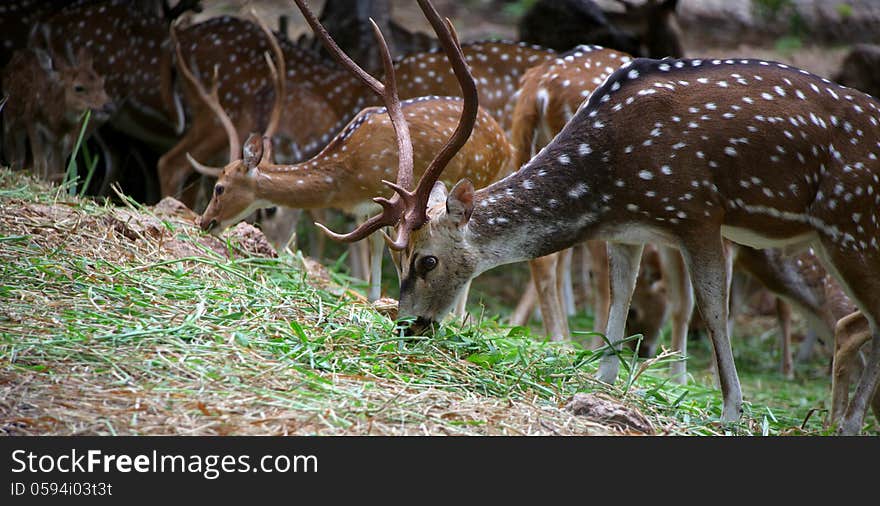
381,55 -> 880,434
191,2 -> 511,304
2,47 -> 112,180
34,0 -> 199,150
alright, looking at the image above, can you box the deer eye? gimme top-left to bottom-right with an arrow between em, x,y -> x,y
419,255 -> 438,273
215,185 -> 225,196
74,84 -> 85,93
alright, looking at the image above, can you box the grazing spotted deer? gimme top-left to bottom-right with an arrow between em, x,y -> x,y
1,47 -> 112,180
161,13 -> 553,205
191,2 -> 511,304
368,52 -> 880,434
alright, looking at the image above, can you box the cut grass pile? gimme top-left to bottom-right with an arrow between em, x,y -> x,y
0,169 -> 873,435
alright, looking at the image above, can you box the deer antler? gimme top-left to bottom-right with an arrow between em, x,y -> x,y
172,23 -> 241,173
293,0 -> 477,250
250,9 -> 285,141
177,11 -> 285,174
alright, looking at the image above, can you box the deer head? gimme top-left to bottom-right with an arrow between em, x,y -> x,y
53,47 -> 113,124
174,11 -> 286,233
292,0 -> 479,326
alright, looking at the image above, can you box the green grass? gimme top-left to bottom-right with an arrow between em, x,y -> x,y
0,168 -> 874,435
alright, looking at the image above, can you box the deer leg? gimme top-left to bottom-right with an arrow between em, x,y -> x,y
27,123 -> 46,178
830,311 -> 871,426
776,298 -> 794,379
681,236 -> 742,422
367,231 -> 384,302
157,127 -> 228,205
839,329 -> 880,434
576,243 -> 591,313
660,246 -> 693,385
587,240 -> 610,347
529,253 -> 568,341
812,243 -> 880,435
596,243 -> 643,384
510,277 -> 538,327
557,247 -> 576,316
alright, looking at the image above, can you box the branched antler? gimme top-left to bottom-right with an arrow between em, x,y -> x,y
176,11 -> 286,174
292,0 -> 477,250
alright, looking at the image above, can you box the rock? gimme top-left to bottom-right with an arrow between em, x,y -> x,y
564,392 -> 654,434
152,196 -> 198,221
833,44 -> 880,98
372,297 -> 399,319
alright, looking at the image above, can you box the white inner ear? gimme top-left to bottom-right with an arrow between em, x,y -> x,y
427,181 -> 448,209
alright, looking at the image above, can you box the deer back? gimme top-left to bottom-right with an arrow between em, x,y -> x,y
394,40 -> 555,129
510,45 -> 632,169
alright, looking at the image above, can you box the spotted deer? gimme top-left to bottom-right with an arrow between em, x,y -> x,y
192,1 -> 510,304
371,52 -> 880,434
160,13 -> 552,205
1,46 -> 113,180
287,0 -> 503,306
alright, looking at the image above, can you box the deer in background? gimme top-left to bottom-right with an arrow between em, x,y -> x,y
34,1 -> 203,151
161,12 -> 555,207
517,0 -> 683,59
375,51 -> 880,434
188,2 -> 512,304
2,47 -> 113,180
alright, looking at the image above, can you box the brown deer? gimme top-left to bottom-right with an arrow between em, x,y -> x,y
2,47 -> 112,180
189,2 -> 511,304
368,52 -> 880,434
161,14 -> 554,206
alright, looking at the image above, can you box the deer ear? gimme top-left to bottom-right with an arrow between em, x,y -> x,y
446,179 -> 474,227
242,133 -> 263,171
34,48 -> 53,72
427,181 -> 447,209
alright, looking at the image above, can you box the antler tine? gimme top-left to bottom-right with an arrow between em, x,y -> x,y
292,0 -> 415,243
186,152 -> 223,177
171,24 -> 241,164
250,9 -> 285,141
408,0 -> 478,229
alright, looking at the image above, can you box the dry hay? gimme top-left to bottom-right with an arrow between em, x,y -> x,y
0,363 -> 627,436
0,181 -> 654,436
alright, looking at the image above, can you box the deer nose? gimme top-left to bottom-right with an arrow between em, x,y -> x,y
200,217 -> 217,232
402,316 -> 434,336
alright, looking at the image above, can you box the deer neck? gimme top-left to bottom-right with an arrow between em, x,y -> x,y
465,136 -> 610,274
254,157 -> 347,210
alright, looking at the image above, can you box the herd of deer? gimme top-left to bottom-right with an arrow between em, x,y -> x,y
1,0 -> 878,435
